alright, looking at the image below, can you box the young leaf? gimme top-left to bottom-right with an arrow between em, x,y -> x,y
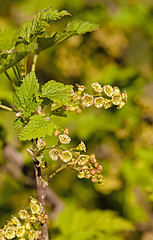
13,72 -> 40,118
66,19 -> 99,34
18,115 -> 54,141
0,43 -> 37,74
41,80 -> 73,105
14,118 -> 24,129
18,6 -> 71,44
37,20 -> 99,52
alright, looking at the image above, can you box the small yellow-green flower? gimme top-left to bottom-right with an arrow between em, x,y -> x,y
49,149 -> 60,161
76,141 -> 86,152
18,210 -> 30,220
113,86 -> 121,95
76,83 -> 87,94
92,82 -> 102,93
28,230 -> 38,240
117,101 -> 126,109
31,203 -> 42,215
77,155 -> 89,166
59,134 -> 71,144
16,226 -> 25,237
82,94 -> 93,107
103,99 -> 113,109
103,85 -> 113,97
5,227 -> 16,239
36,138 -> 46,149
60,151 -> 72,163
112,94 -> 122,105
94,97 -> 105,108
10,216 -> 21,226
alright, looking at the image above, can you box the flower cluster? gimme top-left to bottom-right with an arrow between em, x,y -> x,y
0,198 -> 48,240
67,82 -> 127,113
49,131 -> 104,184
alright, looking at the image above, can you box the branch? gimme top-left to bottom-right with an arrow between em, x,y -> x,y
33,158 -> 49,240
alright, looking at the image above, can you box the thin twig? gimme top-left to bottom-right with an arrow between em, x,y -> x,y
12,66 -> 19,81
24,56 -> 28,76
32,54 -> 38,72
15,65 -> 21,79
5,71 -> 16,90
0,104 -> 13,112
48,164 -> 68,181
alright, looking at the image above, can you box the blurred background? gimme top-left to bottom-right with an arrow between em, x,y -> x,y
0,0 -> 153,239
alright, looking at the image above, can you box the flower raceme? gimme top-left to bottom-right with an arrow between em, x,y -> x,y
48,131 -> 104,184
0,198 -> 47,240
68,82 -> 127,112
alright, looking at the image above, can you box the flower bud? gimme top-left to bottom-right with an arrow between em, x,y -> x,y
97,164 -> 103,171
89,154 -> 96,164
36,138 -> 46,149
91,177 -> 98,183
76,108 -> 82,114
54,130 -> 60,137
90,168 -> 97,175
62,129 -> 69,135
76,83 -> 87,94
122,91 -> 127,103
16,112 -> 23,117
24,222 -> 31,230
77,171 -> 85,179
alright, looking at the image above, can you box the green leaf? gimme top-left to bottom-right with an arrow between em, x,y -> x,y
41,80 -> 73,105
37,20 -> 99,52
0,43 -> 37,74
53,205 -> 134,240
18,115 -> 54,141
13,72 -> 40,118
66,19 -> 99,34
0,30 -> 18,51
14,118 -> 24,129
18,6 -> 71,44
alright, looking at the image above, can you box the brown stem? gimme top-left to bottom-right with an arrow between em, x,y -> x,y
33,159 -> 49,240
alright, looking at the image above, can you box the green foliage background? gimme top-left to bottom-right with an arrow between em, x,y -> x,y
0,0 -> 153,240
